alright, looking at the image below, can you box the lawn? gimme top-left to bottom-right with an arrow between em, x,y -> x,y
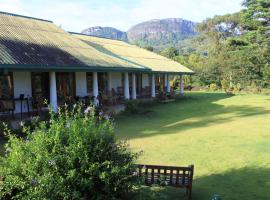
116,92 -> 270,200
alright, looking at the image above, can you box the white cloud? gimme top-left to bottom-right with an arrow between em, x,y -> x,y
0,0 -> 244,32
0,0 -> 28,15
130,0 -> 243,24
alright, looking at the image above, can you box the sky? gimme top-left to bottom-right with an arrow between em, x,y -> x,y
0,0 -> 244,32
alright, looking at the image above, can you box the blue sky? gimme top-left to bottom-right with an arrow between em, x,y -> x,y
0,0 -> 243,32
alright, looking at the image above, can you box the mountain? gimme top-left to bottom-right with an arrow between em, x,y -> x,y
127,18 -> 196,49
81,18 -> 197,50
81,26 -> 128,41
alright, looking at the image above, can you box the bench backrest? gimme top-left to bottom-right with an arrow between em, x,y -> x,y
137,164 -> 194,187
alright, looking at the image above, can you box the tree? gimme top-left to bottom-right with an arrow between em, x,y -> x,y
144,46 -> 154,52
160,47 -> 179,59
0,106 -> 138,199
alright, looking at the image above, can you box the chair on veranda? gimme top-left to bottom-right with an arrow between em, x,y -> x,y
32,96 -> 45,114
101,92 -> 109,106
0,99 -> 14,118
117,87 -> 124,100
110,89 -> 118,105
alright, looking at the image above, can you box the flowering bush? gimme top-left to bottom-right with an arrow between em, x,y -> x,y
0,106 -> 138,199
209,83 -> 218,91
221,79 -> 229,92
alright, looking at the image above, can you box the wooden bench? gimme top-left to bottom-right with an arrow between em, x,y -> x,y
137,164 -> 194,200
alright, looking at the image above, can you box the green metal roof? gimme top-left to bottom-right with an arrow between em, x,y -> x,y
0,11 -> 148,72
0,11 -> 193,74
72,33 -> 194,74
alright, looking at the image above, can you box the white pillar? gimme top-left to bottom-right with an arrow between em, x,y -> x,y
132,73 -> 136,99
93,72 -> 99,105
166,74 -> 171,93
151,74 -> 156,98
180,75 -> 184,96
124,72 -> 130,99
49,72 -> 58,112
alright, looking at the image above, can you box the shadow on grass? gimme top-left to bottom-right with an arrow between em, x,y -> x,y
131,167 -> 270,200
116,93 -> 270,139
192,167 -> 270,200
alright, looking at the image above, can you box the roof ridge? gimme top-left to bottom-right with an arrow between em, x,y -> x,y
69,31 -> 126,42
0,11 -> 53,23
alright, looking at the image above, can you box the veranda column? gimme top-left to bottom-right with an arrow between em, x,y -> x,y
164,74 -> 167,88
151,74 -> 156,98
124,72 -> 130,99
180,74 -> 184,96
166,74 -> 171,93
93,72 -> 99,105
49,72 -> 58,112
132,73 -> 136,99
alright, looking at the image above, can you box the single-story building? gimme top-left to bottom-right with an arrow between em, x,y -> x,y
0,11 -> 193,116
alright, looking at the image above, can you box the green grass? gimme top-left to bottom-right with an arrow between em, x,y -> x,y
116,92 -> 270,200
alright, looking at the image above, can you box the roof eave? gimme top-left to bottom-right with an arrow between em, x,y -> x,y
0,64 -> 150,73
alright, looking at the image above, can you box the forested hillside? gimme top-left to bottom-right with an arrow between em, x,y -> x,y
81,0 -> 269,91
160,0 -> 269,90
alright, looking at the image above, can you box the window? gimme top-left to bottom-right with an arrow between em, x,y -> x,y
136,73 -> 142,94
31,72 -> 49,101
56,72 -> 75,103
0,72 -> 13,99
98,72 -> 108,94
86,72 -> 93,94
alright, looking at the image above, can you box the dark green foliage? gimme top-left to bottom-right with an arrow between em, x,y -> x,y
0,106 -> 138,200
160,0 -> 269,91
143,46 -> 154,52
160,47 -> 179,59
125,100 -> 140,114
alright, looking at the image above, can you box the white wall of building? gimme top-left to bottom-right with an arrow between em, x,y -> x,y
10,71 -> 158,114
110,72 -> 122,89
142,74 -> 149,88
75,72 -> 87,97
13,72 -> 32,113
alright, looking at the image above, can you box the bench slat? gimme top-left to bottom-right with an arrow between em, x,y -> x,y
136,164 -> 194,200
151,168 -> 154,184
176,169 -> 180,185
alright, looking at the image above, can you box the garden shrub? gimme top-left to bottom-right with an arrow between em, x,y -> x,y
0,106 -> 138,200
209,83 -> 218,91
0,122 -> 6,138
125,100 -> 139,114
221,79 -> 229,92
261,88 -> 270,95
233,83 -> 242,93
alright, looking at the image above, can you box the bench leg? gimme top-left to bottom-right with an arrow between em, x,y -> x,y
187,187 -> 192,200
